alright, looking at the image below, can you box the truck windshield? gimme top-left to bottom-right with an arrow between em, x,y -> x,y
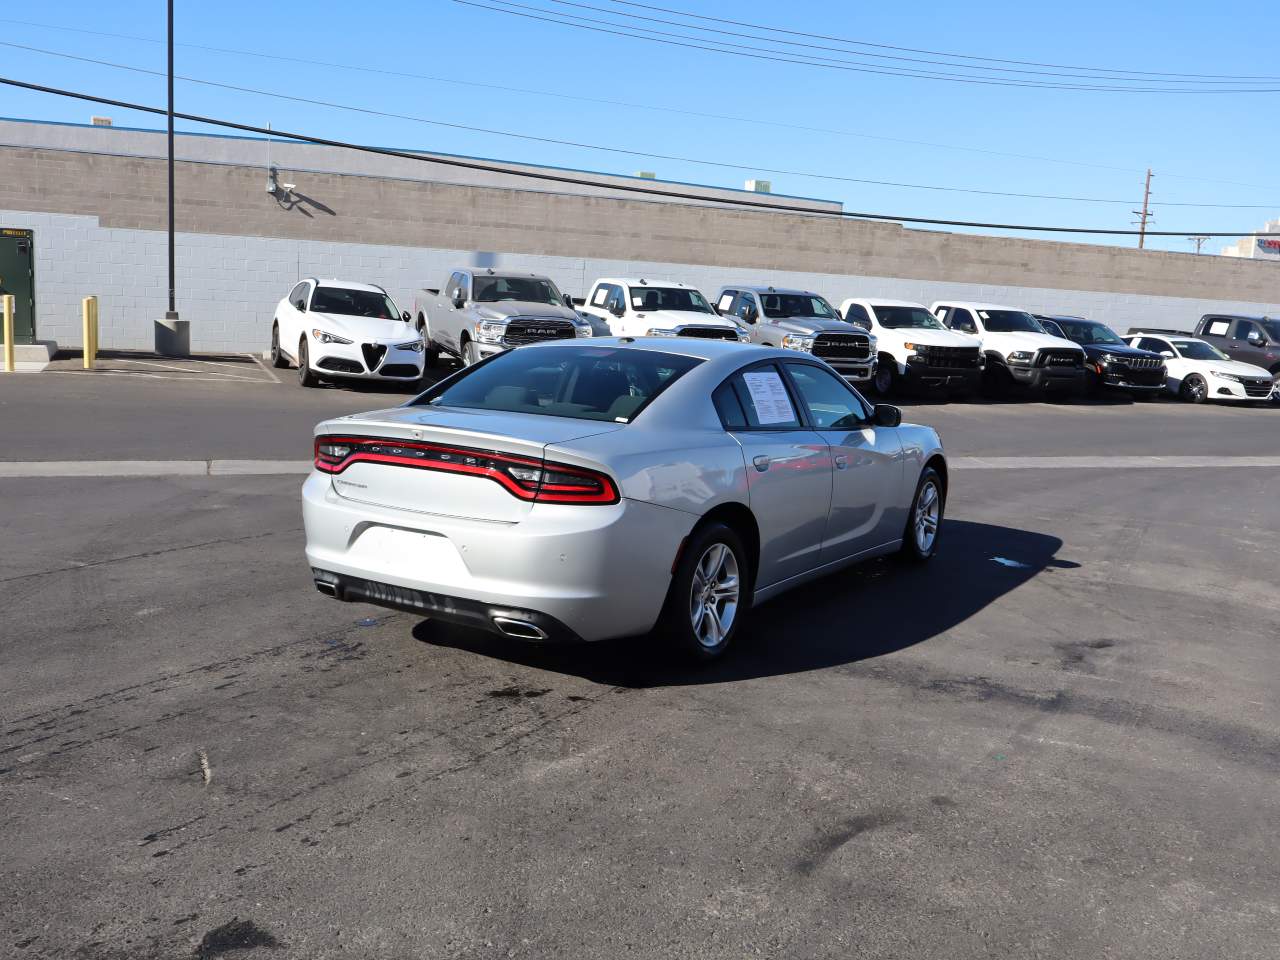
760,294 -> 839,319
629,287 -> 714,313
473,276 -> 564,306
1172,339 -> 1229,361
1054,319 -> 1124,345
311,287 -> 399,320
417,346 -> 702,423
978,310 -> 1045,333
874,306 -> 944,329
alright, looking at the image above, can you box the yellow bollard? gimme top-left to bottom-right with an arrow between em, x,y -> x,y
2,294 -> 13,373
82,296 -> 99,369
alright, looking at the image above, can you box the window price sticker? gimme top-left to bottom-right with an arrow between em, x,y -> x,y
742,371 -> 795,425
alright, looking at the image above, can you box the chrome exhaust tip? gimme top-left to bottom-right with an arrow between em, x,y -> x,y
314,579 -> 338,598
492,617 -> 548,641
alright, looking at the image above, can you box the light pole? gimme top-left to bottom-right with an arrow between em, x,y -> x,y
156,0 -> 189,355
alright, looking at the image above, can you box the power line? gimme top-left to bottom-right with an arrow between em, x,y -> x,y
454,0 -> 1280,93
599,0 -> 1280,81
0,73 -> 1271,238
540,0 -> 1271,85
1,17 -> 1274,193
9,39 -> 1279,211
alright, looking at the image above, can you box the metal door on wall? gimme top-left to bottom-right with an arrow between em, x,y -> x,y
0,228 -> 36,344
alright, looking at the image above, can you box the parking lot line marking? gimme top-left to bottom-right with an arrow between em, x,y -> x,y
954,455 -> 1280,469
250,353 -> 282,384
0,460 -> 312,478
42,370 -> 278,384
209,460 -> 313,476
113,358 -> 267,381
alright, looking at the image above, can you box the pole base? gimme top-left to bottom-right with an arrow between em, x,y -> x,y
154,317 -> 190,357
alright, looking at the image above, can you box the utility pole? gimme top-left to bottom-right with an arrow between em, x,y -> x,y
1132,168 -> 1153,250
1187,236 -> 1209,255
156,0 -> 189,355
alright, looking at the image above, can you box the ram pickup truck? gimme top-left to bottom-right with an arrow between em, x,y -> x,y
841,298 -> 980,396
714,285 -> 876,384
415,269 -> 592,366
931,301 -> 1086,395
578,278 -> 748,342
1192,314 -> 1280,397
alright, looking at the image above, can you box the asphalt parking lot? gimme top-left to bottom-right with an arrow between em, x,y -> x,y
2,369 -> 1278,959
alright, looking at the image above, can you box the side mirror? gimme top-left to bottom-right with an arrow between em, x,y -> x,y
743,307 -> 758,325
564,293 -> 574,308
872,403 -> 901,428
610,303 -> 625,318
452,295 -> 466,310
294,299 -> 306,312
1160,350 -> 1175,358
401,310 -> 411,322
1247,331 -> 1263,344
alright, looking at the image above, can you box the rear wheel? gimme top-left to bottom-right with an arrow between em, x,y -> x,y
297,338 -> 319,388
1180,374 -> 1207,404
270,323 -> 288,368
659,522 -> 751,661
899,467 -> 944,563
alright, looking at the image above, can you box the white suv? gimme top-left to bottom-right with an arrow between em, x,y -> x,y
842,298 -> 981,396
931,301 -> 1085,395
1126,331 -> 1275,403
577,278 -> 748,342
271,279 -> 424,388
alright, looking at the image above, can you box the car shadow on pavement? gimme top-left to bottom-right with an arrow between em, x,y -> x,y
412,520 -> 1073,688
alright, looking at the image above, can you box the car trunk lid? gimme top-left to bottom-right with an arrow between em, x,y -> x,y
316,406 -> 624,523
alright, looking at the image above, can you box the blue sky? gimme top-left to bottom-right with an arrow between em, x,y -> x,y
1,0 -> 1277,252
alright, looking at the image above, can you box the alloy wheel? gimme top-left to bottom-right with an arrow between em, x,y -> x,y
688,542 -> 740,649
914,480 -> 940,554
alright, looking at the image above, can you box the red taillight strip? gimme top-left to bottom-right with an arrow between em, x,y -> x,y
314,435 -> 619,505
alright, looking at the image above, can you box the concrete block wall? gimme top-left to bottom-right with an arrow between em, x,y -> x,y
7,207 -> 1280,355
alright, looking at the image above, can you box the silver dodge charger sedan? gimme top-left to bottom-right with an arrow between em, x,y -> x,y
303,338 -> 947,660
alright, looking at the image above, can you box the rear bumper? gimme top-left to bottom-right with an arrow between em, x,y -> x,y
302,472 -> 693,641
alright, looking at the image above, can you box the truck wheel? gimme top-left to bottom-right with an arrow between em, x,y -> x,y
873,360 -> 895,395
1180,374 -> 1207,404
418,317 -> 440,368
463,340 -> 482,367
270,323 -> 289,368
297,338 -> 319,388
981,361 -> 1010,398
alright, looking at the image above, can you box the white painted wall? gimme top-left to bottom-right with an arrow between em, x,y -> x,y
7,208 -> 1280,354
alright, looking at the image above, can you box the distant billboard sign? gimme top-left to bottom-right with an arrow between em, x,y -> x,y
1257,236 -> 1280,254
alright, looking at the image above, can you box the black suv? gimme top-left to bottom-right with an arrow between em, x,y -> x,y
1036,316 -> 1166,398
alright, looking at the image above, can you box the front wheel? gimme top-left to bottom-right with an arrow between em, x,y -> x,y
899,467 -> 944,563
462,340 -> 482,367
418,319 -> 440,368
658,522 -> 751,661
873,360 -> 896,396
297,338 -> 320,388
1180,374 -> 1207,404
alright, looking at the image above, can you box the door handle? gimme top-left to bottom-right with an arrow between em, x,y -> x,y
753,455 -> 770,472
834,454 -> 849,470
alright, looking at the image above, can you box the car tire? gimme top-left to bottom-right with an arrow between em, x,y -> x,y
658,521 -> 751,662
980,361 -> 1010,398
418,318 -> 440,368
270,323 -> 289,368
462,339 -> 482,367
899,466 -> 944,563
873,359 -> 896,396
297,338 -> 319,388
1180,374 -> 1207,404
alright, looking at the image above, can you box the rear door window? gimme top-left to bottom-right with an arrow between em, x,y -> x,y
1204,318 -> 1230,337
724,364 -> 802,429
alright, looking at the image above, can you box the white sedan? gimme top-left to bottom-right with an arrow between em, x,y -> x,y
1126,332 -> 1275,403
271,279 -> 425,387
303,338 -> 947,660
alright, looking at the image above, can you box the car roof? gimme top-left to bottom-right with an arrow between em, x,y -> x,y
595,278 -> 702,290
931,301 -> 1024,312
1202,313 -> 1272,321
312,279 -> 387,293
464,269 -> 553,280
725,285 -> 822,297
1130,331 -> 1203,343
516,336 -> 768,363
848,298 -> 928,308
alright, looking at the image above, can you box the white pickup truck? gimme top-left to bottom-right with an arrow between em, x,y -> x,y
576,277 -> 748,342
414,269 -> 592,366
930,300 -> 1086,394
840,298 -> 981,396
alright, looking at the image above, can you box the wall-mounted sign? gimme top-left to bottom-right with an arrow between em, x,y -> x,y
1257,236 -> 1280,254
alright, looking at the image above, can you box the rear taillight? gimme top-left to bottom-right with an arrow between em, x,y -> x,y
314,436 -> 618,505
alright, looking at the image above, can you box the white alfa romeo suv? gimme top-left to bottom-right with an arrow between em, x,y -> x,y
271,279 -> 425,387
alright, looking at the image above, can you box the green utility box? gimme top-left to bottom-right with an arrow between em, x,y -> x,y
0,228 -> 36,344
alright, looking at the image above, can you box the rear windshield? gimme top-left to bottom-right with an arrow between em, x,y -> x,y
416,346 -> 702,423
311,287 -> 398,319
